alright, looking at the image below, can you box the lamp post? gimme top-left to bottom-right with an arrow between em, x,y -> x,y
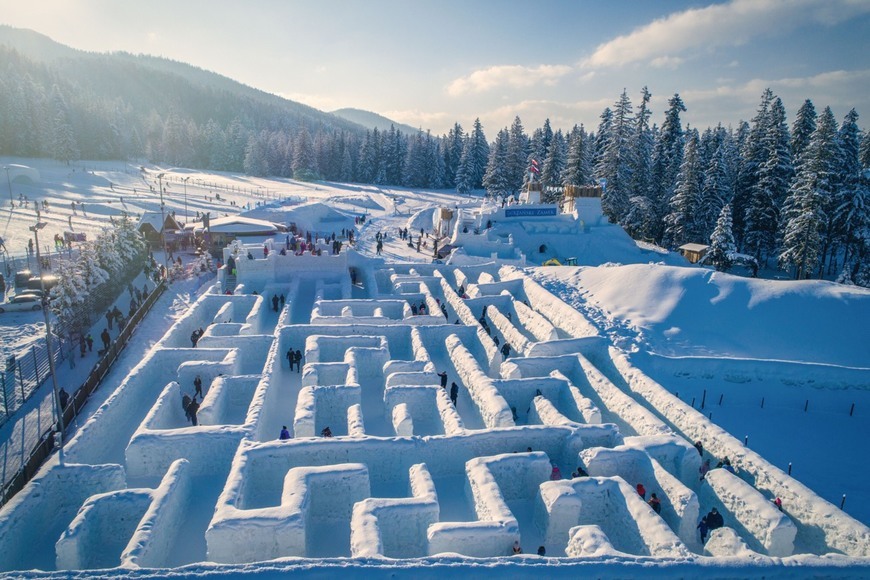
182,176 -> 190,224
4,166 -> 12,207
157,173 -> 169,278
30,209 -> 64,465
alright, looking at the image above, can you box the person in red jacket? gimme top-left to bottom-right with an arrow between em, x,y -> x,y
636,483 -> 646,499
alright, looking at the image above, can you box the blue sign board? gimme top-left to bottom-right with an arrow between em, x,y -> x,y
504,207 -> 558,218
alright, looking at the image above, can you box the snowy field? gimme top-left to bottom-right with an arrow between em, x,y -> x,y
0,158 -> 868,577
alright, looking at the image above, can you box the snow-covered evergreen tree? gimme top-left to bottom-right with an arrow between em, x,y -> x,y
562,124 -> 592,187
442,123 -> 464,189
708,204 -> 736,272
629,87 -> 654,206
596,90 -> 635,223
778,106 -> 839,279
540,130 -> 566,196
744,96 -> 792,264
50,258 -> 88,333
49,85 -> 78,163
791,99 -> 817,165
456,119 -> 488,191
590,108 -> 613,183
77,241 -> 110,291
733,89 -> 773,248
697,141 -> 732,241
648,94 -> 686,243
483,128 -> 511,198
664,129 -> 702,248
833,109 -> 869,281
292,126 -> 319,180
506,117 -> 529,195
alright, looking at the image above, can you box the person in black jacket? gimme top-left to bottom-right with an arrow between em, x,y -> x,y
706,507 -> 724,530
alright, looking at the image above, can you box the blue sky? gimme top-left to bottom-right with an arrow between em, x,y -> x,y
1,0 -> 868,135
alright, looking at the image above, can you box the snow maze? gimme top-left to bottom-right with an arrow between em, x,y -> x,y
1,249 -> 869,576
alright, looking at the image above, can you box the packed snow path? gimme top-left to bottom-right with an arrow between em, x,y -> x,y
0,248 -> 868,576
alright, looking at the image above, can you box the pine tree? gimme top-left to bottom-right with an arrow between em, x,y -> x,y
779,106 -> 839,279
697,141 -> 732,241
483,128 -> 512,198
733,89 -> 774,248
708,204 -> 736,272
292,126 -> 319,180
791,99 -> 817,164
443,123 -> 464,188
596,90 -> 635,223
49,85 -> 78,163
49,258 -> 88,334
457,118 -> 489,191
648,94 -> 686,243
744,97 -> 792,264
562,124 -> 592,187
629,87 -> 654,206
664,130 -> 702,248
833,109 -> 869,279
540,130 -> 566,197
860,131 -> 870,170
591,108 -> 613,180
507,116 -> 529,195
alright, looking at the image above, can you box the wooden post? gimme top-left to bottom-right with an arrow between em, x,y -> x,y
701,389 -> 706,409
719,394 -> 724,406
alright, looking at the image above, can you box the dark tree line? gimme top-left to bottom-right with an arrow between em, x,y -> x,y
2,45 -> 868,284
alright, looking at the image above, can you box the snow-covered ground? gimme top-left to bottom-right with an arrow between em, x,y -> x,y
0,158 -> 868,578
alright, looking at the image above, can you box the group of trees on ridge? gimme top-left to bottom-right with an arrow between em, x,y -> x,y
1,45 -> 868,285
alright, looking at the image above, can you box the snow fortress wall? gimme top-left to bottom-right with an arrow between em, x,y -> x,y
56,459 -> 192,570
580,444 -> 700,548
207,462 -> 370,563
700,468 -> 797,557
351,463 -> 439,558
535,476 -> 690,558
0,463 -> 126,571
427,452 -> 551,556
499,266 -> 599,338
607,347 -> 870,556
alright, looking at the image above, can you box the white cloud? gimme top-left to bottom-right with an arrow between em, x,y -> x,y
582,0 -> 870,69
649,56 -> 684,69
447,64 -> 572,96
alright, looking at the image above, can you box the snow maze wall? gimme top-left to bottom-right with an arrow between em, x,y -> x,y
0,251 -> 869,576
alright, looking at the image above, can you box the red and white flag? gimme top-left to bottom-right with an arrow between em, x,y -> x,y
529,159 -> 540,174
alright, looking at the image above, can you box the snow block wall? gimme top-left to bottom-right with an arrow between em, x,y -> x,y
535,476 -> 690,558
351,463 -> 439,558
701,468 -> 797,557
3,251 -> 869,575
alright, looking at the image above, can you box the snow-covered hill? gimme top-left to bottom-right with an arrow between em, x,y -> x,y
532,264 -> 870,367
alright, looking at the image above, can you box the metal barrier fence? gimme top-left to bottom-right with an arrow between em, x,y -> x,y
1,335 -> 70,423
0,279 -> 167,506
0,252 -> 147,429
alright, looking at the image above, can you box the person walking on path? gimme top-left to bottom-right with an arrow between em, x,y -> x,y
286,348 -> 295,371
194,375 -> 203,399
100,328 -> 111,352
294,349 -> 303,373
706,507 -> 724,530
279,426 -> 291,440
450,382 -> 459,406
698,516 -> 709,544
437,371 -> 448,388
272,295 -> 279,312
86,334 -> 93,352
106,310 -> 113,331
648,493 -> 662,514
187,396 -> 200,426
182,393 -> 192,423
500,342 -> 511,359
636,483 -> 646,499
